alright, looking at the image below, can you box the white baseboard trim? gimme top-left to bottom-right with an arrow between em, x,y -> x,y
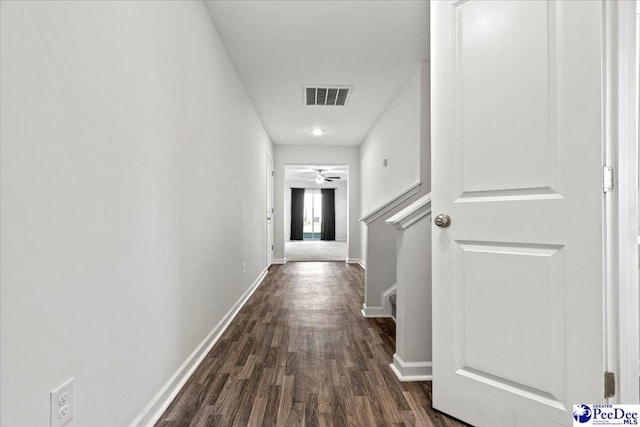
272,258 -> 287,264
346,258 -> 365,269
129,267 -> 269,427
390,353 -> 432,382
361,286 -> 396,318
361,303 -> 392,318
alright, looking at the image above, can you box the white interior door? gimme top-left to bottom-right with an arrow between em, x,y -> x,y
432,1 -> 607,426
266,154 -> 274,266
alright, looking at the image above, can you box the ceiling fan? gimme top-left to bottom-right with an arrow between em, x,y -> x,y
309,169 -> 341,184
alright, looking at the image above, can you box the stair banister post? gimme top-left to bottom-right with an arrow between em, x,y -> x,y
385,193 -> 432,381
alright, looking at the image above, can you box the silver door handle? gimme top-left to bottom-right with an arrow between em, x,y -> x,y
434,214 -> 451,228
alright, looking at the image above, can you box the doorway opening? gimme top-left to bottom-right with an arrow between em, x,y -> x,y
303,189 -> 322,240
284,164 -> 348,261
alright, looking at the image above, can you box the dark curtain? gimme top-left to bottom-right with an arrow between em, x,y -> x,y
290,188 -> 305,240
321,189 -> 336,241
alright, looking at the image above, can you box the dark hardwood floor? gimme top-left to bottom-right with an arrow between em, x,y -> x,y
155,262 -> 468,427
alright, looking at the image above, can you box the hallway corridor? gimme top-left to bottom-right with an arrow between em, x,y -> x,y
155,262 -> 467,426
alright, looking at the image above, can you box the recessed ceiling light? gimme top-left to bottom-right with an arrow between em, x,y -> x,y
311,128 -> 324,136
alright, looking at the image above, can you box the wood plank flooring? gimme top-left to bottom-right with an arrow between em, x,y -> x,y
155,262 -> 469,427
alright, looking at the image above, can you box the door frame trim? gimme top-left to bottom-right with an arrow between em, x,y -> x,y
605,0 -> 639,404
266,151 -> 274,268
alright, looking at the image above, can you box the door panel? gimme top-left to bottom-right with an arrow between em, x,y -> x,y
432,1 -> 605,426
454,242 -> 566,407
456,0 -> 559,196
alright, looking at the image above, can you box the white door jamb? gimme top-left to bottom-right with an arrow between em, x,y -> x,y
605,0 -> 639,404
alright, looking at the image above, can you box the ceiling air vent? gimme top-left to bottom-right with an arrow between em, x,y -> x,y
305,86 -> 351,106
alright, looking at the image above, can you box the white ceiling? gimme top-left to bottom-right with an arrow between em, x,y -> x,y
285,165 -> 348,182
204,1 -> 429,146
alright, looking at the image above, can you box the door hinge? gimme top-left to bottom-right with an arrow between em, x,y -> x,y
604,371 -> 615,398
603,166 -> 614,193
272,171 -> 274,176
272,245 -> 274,250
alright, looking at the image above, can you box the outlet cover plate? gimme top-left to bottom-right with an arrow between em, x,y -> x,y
50,378 -> 74,427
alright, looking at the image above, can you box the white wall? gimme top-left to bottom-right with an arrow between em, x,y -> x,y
284,179 -> 348,241
359,63 -> 430,309
360,64 -> 427,216
0,2 -> 272,425
274,146 -> 361,262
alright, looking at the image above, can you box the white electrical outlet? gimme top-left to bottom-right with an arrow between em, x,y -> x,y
58,392 -> 69,406
50,378 -> 74,427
